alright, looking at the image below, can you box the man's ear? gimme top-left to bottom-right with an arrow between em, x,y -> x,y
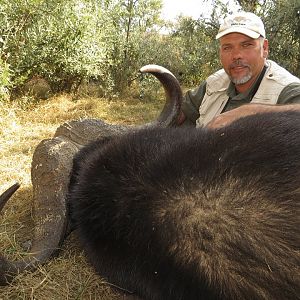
263,39 -> 269,58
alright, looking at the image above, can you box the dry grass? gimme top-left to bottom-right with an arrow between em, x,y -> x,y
0,93 -> 165,299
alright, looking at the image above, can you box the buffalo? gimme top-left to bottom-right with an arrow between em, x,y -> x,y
67,111 -> 300,300
0,65 -> 299,299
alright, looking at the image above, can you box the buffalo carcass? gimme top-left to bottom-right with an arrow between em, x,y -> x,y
68,110 -> 300,300
0,65 -> 299,300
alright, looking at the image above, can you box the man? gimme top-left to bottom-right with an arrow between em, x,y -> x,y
178,11 -> 300,128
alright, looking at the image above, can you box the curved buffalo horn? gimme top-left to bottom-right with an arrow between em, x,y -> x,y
139,64 -> 182,127
0,183 -> 28,285
1,182 -> 62,285
0,183 -> 20,212
0,137 -> 75,285
0,65 -> 183,286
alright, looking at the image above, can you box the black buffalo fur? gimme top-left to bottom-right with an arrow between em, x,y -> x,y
67,110 -> 300,300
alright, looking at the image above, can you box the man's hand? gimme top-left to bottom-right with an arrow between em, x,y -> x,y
206,103 -> 300,129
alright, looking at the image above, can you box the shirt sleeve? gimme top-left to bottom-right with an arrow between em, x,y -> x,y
277,83 -> 300,104
181,81 -> 207,125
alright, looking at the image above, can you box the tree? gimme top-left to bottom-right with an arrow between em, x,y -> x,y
103,0 -> 163,93
263,0 -> 300,77
236,0 -> 260,11
168,16 -> 220,85
236,0 -> 300,77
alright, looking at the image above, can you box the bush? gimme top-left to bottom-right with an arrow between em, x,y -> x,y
0,0 -> 109,96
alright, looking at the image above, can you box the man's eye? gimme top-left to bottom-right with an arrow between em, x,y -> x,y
222,46 -> 231,51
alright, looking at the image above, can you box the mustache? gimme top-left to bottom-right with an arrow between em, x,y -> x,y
230,60 -> 250,69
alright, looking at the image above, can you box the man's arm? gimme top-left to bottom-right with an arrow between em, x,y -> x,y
177,81 -> 207,126
206,103 -> 300,129
207,82 -> 300,129
278,82 -> 300,104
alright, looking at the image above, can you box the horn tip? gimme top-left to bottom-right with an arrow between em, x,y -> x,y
140,64 -> 175,77
0,182 -> 21,210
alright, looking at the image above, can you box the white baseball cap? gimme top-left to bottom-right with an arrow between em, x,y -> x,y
216,11 -> 266,39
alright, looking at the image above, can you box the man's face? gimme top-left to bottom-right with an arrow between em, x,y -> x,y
219,33 -> 268,92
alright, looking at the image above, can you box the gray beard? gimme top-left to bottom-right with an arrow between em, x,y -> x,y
230,72 -> 252,85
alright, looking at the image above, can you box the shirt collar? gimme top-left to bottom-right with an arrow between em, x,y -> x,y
227,65 -> 267,100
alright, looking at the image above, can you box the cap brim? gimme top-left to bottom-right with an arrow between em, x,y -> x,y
216,27 -> 261,39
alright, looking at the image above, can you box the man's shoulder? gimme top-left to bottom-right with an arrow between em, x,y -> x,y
266,60 -> 300,85
206,68 -> 230,92
252,61 -> 300,105
207,68 -> 227,80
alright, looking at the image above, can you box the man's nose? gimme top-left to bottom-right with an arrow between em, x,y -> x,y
231,47 -> 243,60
